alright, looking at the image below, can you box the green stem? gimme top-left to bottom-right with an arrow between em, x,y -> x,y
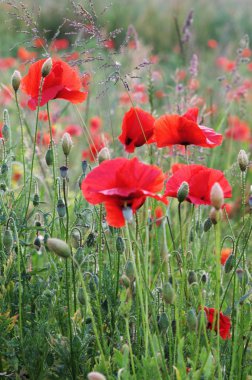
47,102 -> 57,235
14,92 -> 26,201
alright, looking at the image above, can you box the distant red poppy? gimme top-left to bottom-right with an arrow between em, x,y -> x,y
203,307 -> 231,340
21,58 -> 87,110
216,57 -> 236,72
81,157 -> 167,227
118,107 -> 155,153
207,39 -> 218,49
82,133 -> 109,162
0,57 -> 16,70
63,124 -> 82,137
165,164 -> 232,205
50,39 -> 69,51
154,108 -> 222,148
17,47 -> 37,62
154,206 -> 164,227
90,116 -> 102,133
33,38 -> 46,48
225,116 -> 250,141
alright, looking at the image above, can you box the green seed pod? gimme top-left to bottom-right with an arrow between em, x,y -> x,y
162,282 -> 175,304
46,238 -> 71,258
224,253 -> 235,273
45,147 -> 54,166
78,287 -> 86,305
125,260 -> 135,282
177,181 -> 189,203
33,193 -> 40,207
116,236 -> 125,254
203,217 -> 212,232
1,163 -> 8,175
3,229 -> 14,253
119,274 -> 130,288
158,312 -> 169,333
187,308 -> 198,331
57,198 -> 66,218
188,270 -> 197,284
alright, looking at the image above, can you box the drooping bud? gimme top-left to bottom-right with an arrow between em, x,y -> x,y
177,181 -> 189,203
162,282 -> 175,304
62,133 -> 73,157
71,230 -> 81,249
116,236 -> 125,254
237,150 -> 249,172
98,147 -> 110,164
86,232 -> 95,247
78,287 -> 85,305
46,238 -> 71,258
34,236 -> 41,251
203,217 -> 213,232
125,260 -> 135,282
87,372 -> 106,380
41,57 -> 53,78
186,308 -> 198,331
33,193 -> 40,207
119,274 -> 130,288
224,253 -> 235,273
188,270 -> 197,284
210,182 -> 224,210
11,70 -> 22,92
82,160 -> 88,175
3,229 -> 14,254
89,274 -> 99,292
57,198 -> 66,218
2,124 -> 10,142
158,312 -> 169,333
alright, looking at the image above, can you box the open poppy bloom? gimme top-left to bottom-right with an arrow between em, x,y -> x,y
154,108 -> 222,148
225,116 -> 250,141
204,307 -> 231,340
165,164 -> 232,205
21,58 -> 87,110
81,157 -> 167,227
118,107 -> 155,153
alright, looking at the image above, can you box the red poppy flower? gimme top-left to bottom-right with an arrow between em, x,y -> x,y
21,58 -> 87,110
17,47 -> 37,62
165,164 -> 232,205
63,124 -> 82,137
154,206 -> 164,227
81,157 -> 167,227
82,132 -> 110,162
118,107 -> 155,153
225,116 -> 250,141
216,57 -> 236,72
220,248 -> 232,265
204,307 -> 231,340
0,57 -> 16,70
90,116 -> 102,133
207,39 -> 218,49
154,108 -> 222,148
50,39 -> 69,51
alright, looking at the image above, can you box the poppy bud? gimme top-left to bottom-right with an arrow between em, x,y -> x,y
2,124 -> 10,142
177,181 -> 189,203
122,206 -> 133,223
224,254 -> 235,273
33,193 -> 40,207
87,372 -> 106,380
210,183 -> 224,210
3,229 -> 14,253
162,282 -> 175,304
46,238 -> 71,258
237,150 -> 248,172
186,309 -> 198,331
203,217 -> 212,232
89,274 -> 99,292
201,272 -> 208,284
78,287 -> 85,305
71,230 -> 81,249
125,260 -> 135,282
57,198 -> 66,218
0,183 -> 6,193
62,132 -> 73,156
11,70 -> 21,92
41,57 -> 53,78
158,312 -> 169,333
120,274 -> 130,288
116,236 -> 125,254
188,270 -> 197,284
74,247 -> 84,266
45,147 -> 54,166
98,147 -> 110,164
